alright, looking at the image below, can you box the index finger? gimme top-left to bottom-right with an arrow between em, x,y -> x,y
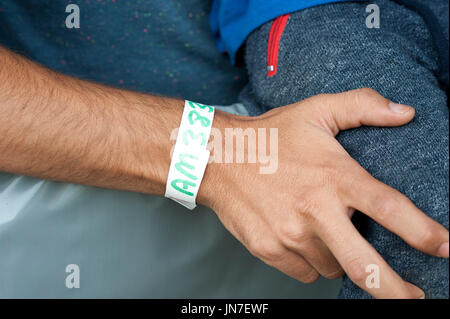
317,214 -> 425,299
344,168 -> 449,258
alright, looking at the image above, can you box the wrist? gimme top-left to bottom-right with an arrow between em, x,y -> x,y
111,94 -> 184,196
196,110 -> 252,209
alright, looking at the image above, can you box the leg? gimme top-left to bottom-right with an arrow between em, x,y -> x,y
240,0 -> 449,298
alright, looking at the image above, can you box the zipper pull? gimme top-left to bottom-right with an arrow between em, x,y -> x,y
267,14 -> 290,78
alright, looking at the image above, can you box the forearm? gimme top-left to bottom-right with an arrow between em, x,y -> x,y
0,46 -> 231,197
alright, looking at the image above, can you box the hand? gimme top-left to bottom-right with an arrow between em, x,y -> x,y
199,88 -> 449,299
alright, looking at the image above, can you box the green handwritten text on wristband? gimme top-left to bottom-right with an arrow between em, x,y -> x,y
170,179 -> 196,197
174,153 -> 198,181
171,153 -> 199,196
188,101 -> 214,113
183,129 -> 207,146
188,110 -> 211,127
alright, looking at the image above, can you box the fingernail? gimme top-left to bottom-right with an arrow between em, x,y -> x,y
438,242 -> 449,258
420,294 -> 426,299
389,102 -> 411,114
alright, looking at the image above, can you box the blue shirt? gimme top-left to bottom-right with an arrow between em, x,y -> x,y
210,0 -> 349,65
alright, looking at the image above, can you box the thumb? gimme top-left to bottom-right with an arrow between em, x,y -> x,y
315,88 -> 415,135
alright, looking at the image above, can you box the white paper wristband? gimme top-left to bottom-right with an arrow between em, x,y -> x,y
165,100 -> 215,210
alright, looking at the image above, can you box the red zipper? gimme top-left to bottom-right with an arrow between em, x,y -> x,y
267,13 -> 290,78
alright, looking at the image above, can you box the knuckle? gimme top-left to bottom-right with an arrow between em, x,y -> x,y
356,87 -> 378,95
300,269 -> 320,284
295,193 -> 322,224
372,194 -> 396,220
419,227 -> 439,249
345,257 -> 367,285
276,222 -> 309,245
351,87 -> 378,106
249,239 -> 283,262
354,87 -> 378,98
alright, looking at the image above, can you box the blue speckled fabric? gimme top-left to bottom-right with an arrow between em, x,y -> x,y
0,0 -> 247,105
240,0 -> 449,298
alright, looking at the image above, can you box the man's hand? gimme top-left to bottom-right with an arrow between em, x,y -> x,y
199,88 -> 449,299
